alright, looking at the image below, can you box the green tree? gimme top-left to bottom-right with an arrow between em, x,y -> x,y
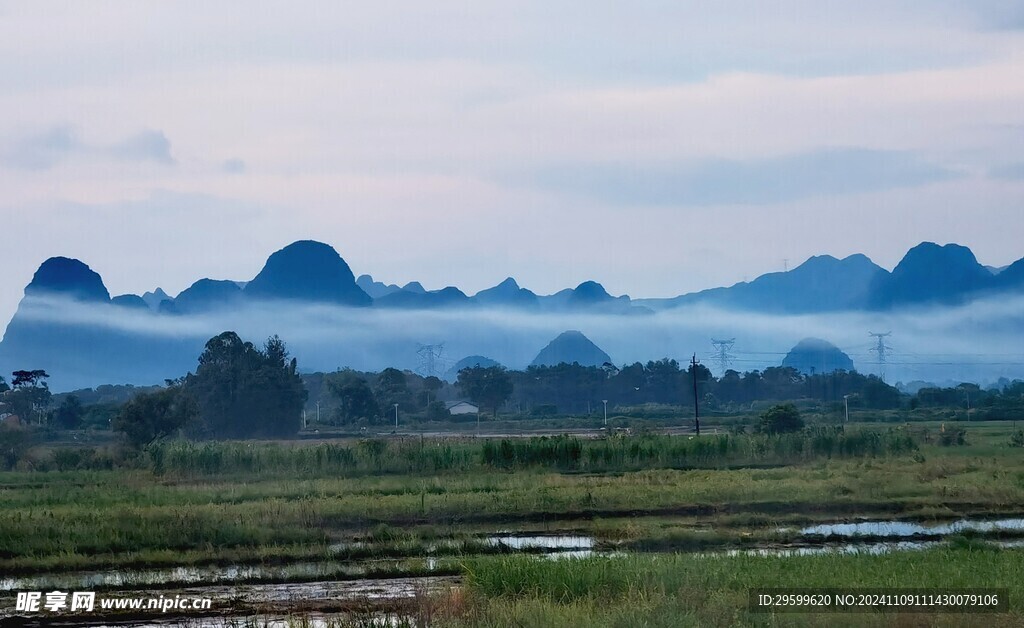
374,367 -> 411,414
759,403 -> 804,434
185,332 -> 307,439
113,381 -> 198,447
457,365 -> 513,418
422,375 -> 443,405
7,369 -> 51,424
53,395 -> 84,429
327,370 -> 380,424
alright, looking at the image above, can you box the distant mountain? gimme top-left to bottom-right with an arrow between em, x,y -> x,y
356,274 -> 402,299
25,257 -> 110,302
3,239 -> 1024,391
142,288 -> 171,310
375,286 -> 470,309
869,242 -> 992,309
0,259 -> 199,390
531,330 -> 612,367
474,278 -> 539,308
781,337 -> 854,375
172,279 -> 243,314
993,258 -> 1024,291
445,355 -> 501,381
538,281 -> 648,314
111,294 -> 150,310
244,240 -> 372,306
642,254 -> 886,313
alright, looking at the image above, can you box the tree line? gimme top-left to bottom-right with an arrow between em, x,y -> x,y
5,331 -> 1024,445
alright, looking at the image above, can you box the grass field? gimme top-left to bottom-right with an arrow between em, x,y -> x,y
2,420 -> 1023,625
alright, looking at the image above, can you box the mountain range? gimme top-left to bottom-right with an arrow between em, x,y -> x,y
1,239 -> 1022,390
8,240 -> 1021,320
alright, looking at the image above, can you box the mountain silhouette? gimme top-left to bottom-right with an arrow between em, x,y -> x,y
781,337 -> 855,375
531,330 -> 612,367
869,242 -> 992,309
474,278 -> 539,308
644,254 -> 886,313
244,240 -> 371,306
142,288 -> 171,310
25,257 -> 110,302
112,294 -> 150,310
445,355 -> 502,381
172,279 -> 244,314
375,286 -> 470,309
356,274 -> 402,299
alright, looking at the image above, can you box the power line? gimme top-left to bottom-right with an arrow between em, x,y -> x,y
869,332 -> 893,381
415,343 -> 450,377
710,338 -> 736,375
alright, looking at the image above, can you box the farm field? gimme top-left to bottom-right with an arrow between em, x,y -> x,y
2,421 -> 1023,626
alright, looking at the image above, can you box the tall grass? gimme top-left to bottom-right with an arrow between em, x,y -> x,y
150,438 -> 478,476
150,428 -> 917,477
463,547 -> 1022,602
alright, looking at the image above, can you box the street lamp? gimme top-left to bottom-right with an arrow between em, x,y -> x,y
393,403 -> 399,430
602,400 -> 608,427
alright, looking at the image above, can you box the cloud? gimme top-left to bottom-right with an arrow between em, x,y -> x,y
222,158 -> 246,174
6,292 -> 1024,391
519,149 -> 957,206
0,126 -> 175,170
0,125 -> 78,170
990,162 -> 1024,180
108,130 -> 175,164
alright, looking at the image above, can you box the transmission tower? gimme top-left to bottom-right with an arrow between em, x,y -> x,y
868,332 -> 893,381
416,343 -> 448,377
710,338 -> 736,375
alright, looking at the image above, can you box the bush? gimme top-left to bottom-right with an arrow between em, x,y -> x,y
759,403 -> 804,435
1010,431 -> 1024,448
0,426 -> 30,470
938,428 -> 966,447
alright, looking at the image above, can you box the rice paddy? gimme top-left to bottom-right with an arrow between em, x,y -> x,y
2,421 -> 1022,625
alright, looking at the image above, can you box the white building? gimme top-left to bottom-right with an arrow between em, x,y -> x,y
445,401 -> 479,416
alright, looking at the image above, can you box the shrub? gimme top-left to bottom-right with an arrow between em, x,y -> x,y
759,403 -> 804,434
938,428 -> 967,447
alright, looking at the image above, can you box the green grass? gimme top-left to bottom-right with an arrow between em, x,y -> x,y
449,547 -> 1024,626
0,424 -> 1022,575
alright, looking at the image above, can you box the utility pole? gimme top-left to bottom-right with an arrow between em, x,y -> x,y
843,394 -> 851,423
393,403 -> 399,430
602,399 -> 608,428
691,354 -> 701,436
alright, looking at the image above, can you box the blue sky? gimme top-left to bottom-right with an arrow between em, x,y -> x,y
1,1 -> 1023,325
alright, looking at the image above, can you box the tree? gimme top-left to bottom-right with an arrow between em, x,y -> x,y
6,369 -> 51,424
12,370 -> 49,388
457,365 -> 513,418
422,376 -> 443,404
185,332 -> 307,439
0,376 -> 9,394
759,403 -> 804,435
326,370 -> 380,424
53,395 -> 84,429
113,382 -> 198,447
374,367 -> 410,413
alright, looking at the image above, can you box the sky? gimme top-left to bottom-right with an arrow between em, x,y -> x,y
2,1 -> 1024,326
